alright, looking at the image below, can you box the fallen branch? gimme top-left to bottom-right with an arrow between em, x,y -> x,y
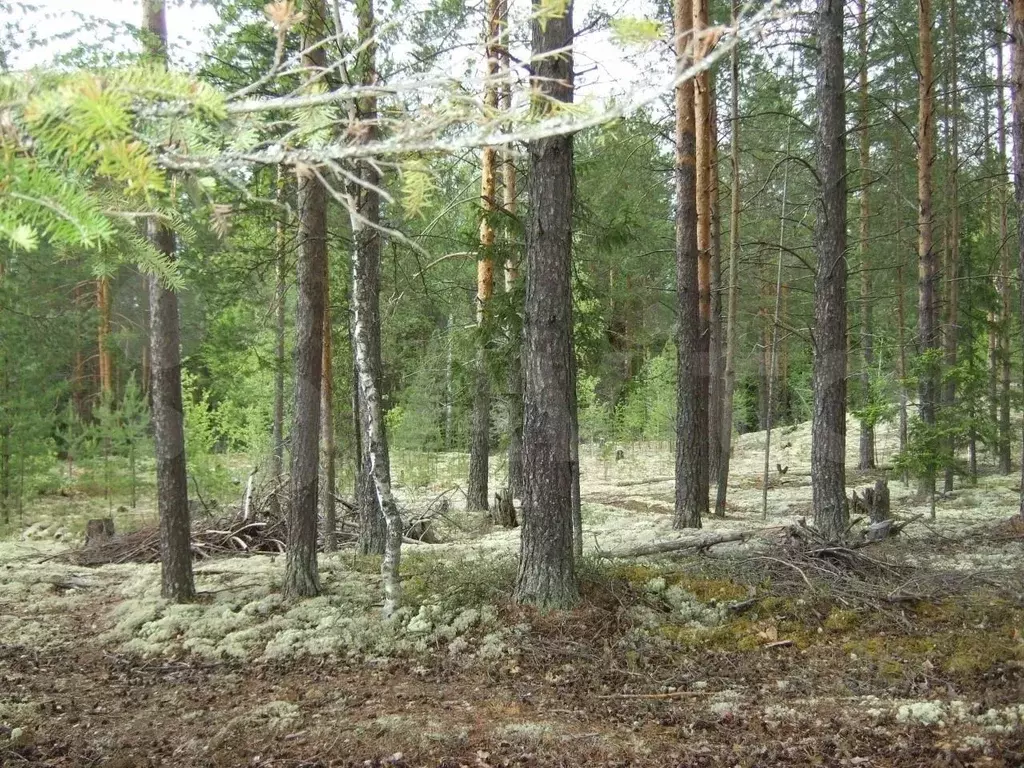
613,476 -> 675,488
602,530 -> 755,558
597,690 -> 707,700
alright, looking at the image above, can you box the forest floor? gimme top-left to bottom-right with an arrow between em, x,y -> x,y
3,418 -> 1024,767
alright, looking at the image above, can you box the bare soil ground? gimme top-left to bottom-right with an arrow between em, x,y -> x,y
3,418 -> 1024,767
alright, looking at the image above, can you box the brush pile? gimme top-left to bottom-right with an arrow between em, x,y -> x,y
67,476 -> 459,566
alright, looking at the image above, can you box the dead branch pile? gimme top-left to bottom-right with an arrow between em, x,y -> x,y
68,475 -> 459,566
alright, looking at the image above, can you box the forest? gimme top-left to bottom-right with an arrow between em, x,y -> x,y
2,0 -> 1024,764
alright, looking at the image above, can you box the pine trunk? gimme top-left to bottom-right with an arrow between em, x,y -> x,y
917,0 -> 938,499
857,0 -> 875,470
708,87 -> 724,498
693,0 -> 712,507
715,0 -> 741,518
674,0 -> 704,529
500,2 -> 524,499
515,0 -> 578,609
284,7 -> 329,598
998,32 -> 1013,475
97,276 -> 113,400
270,170 -> 287,519
322,293 -> 336,552
1011,0 -> 1024,516
811,0 -> 849,540
942,0 -> 960,494
468,0 -> 500,513
142,0 -> 194,603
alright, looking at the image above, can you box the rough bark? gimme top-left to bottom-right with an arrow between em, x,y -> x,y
284,7 -> 328,598
997,30 -> 1013,475
97,276 -> 113,400
322,289 -> 336,552
672,12 -> 707,508
1011,0 -> 1024,517
942,0 -> 960,494
856,0 -> 875,471
515,0 -> 578,609
810,0 -> 849,541
674,0 -> 705,530
694,0 -> 713,503
142,0 -> 194,603
270,170 -> 287,520
715,0 -> 741,519
354,0 -> 389,556
468,0 -> 501,513
500,2 -> 524,499
916,0 -> 938,498
708,87 -> 724,497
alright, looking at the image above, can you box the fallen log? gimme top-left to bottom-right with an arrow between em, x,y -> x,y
602,530 -> 754,558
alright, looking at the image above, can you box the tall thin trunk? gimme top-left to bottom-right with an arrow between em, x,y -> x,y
857,0 -> 875,470
1011,0 -> 1024,518
354,0 -> 389,555
811,0 -> 849,540
515,0 -> 578,608
708,87 -> 724,498
916,0 -> 938,500
270,170 -> 287,519
444,313 -> 455,451
322,289 -> 336,551
468,0 -> 501,514
762,118 -> 792,519
997,25 -> 1013,474
142,0 -> 193,603
501,0 -> 524,498
894,123 -> 909,478
693,0 -> 712,505
97,276 -> 113,401
942,0 -> 960,493
349,205 -> 403,613
674,0 -> 704,529
715,0 -> 741,518
284,5 -> 329,598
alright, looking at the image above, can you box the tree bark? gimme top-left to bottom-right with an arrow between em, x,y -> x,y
515,0 -> 578,609
142,0 -> 194,603
694,0 -> 713,505
997,27 -> 1013,475
942,0 -> 960,494
675,0 -> 705,530
500,1 -> 524,499
322,287 -> 336,552
97,276 -> 113,401
270,169 -> 287,519
810,0 -> 849,541
354,0 -> 389,556
708,86 -> 724,500
715,0 -> 741,518
1010,0 -> 1024,517
916,0 -> 939,498
856,0 -> 875,471
468,0 -> 501,513
284,6 -> 329,598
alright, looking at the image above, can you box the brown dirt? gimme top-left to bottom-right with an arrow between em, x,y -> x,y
3,573 -> 1024,768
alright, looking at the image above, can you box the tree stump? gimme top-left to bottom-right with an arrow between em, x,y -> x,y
851,479 -> 892,541
492,489 -> 518,528
84,518 -> 115,547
